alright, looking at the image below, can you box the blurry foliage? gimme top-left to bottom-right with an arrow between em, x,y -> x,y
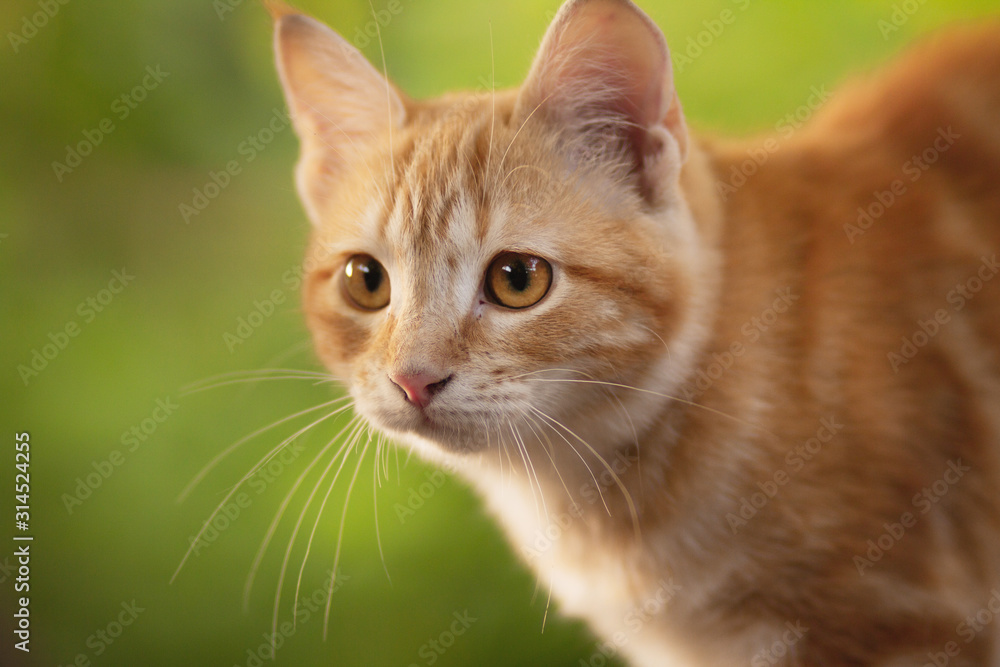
1,0 -> 997,665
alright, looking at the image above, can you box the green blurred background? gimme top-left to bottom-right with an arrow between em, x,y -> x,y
2,1 -> 997,665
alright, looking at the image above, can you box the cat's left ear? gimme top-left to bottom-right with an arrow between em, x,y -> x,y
516,0 -> 688,204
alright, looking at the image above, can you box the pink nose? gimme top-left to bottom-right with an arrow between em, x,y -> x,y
389,371 -> 453,409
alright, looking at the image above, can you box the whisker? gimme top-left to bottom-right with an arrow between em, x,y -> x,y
507,418 -> 544,525
243,409 -> 359,610
372,432 -> 392,584
542,575 -> 553,633
393,436 -> 401,485
499,163 -> 555,194
182,367 -> 336,393
323,432 -> 372,638
499,419 -> 517,488
527,405 -> 609,514
367,0 -> 395,189
524,377 -> 778,440
170,403 -> 353,585
274,416 -> 364,636
523,412 -> 573,506
176,396 -> 351,503
258,340 -> 318,371
531,406 -> 641,540
482,20 -> 496,207
507,367 -> 596,382
518,418 -> 550,523
182,374 -> 340,395
492,90 -> 556,190
292,421 -> 368,635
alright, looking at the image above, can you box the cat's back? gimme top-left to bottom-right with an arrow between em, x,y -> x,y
715,20 -> 1000,218
820,19 -> 1000,201
706,19 -> 1000,477
710,20 -> 1000,345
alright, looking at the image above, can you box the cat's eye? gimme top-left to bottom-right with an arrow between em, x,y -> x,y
485,252 -> 553,310
343,254 -> 390,310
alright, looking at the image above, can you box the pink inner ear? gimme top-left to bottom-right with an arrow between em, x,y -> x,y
526,0 -> 675,134
552,1 -> 670,129
516,0 -> 688,199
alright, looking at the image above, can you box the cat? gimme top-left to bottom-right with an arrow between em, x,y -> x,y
269,0 -> 1000,664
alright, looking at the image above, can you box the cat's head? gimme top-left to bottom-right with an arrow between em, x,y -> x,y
272,0 -> 713,466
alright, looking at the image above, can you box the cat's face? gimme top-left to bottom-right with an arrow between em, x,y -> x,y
275,0 -> 705,463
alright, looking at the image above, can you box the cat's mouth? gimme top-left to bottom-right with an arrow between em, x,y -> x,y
363,401 -> 488,455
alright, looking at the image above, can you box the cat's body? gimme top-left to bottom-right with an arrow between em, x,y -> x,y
271,1 -> 1000,664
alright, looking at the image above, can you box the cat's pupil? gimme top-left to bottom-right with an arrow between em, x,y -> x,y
362,261 -> 382,293
504,260 -> 529,292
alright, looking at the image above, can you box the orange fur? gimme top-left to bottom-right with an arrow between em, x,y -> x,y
273,3 -> 1000,665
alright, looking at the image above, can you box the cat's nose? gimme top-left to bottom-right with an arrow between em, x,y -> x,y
389,371 -> 453,409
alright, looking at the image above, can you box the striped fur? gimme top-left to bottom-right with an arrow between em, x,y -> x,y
273,1 -> 1000,664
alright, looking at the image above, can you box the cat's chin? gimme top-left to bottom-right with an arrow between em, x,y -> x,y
364,410 -> 487,457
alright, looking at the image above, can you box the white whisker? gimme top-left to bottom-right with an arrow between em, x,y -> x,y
177,396 -> 350,503
275,416 -> 365,635
293,421 -> 368,634
170,403 -> 353,585
524,377 -> 777,440
527,405 -> 609,515
182,367 -> 336,393
181,374 -> 340,395
372,432 -> 392,584
323,432 -> 372,637
243,408 -> 359,610
482,20 -> 496,207
531,406 -> 641,540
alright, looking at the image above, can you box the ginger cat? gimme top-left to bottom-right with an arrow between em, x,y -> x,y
270,1 -> 1000,664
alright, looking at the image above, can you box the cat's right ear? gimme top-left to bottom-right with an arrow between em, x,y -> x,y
270,5 -> 406,224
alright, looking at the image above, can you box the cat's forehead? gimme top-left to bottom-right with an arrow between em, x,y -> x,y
374,96 -> 560,262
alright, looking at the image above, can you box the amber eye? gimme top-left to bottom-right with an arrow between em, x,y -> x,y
343,254 -> 390,310
485,252 -> 553,309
